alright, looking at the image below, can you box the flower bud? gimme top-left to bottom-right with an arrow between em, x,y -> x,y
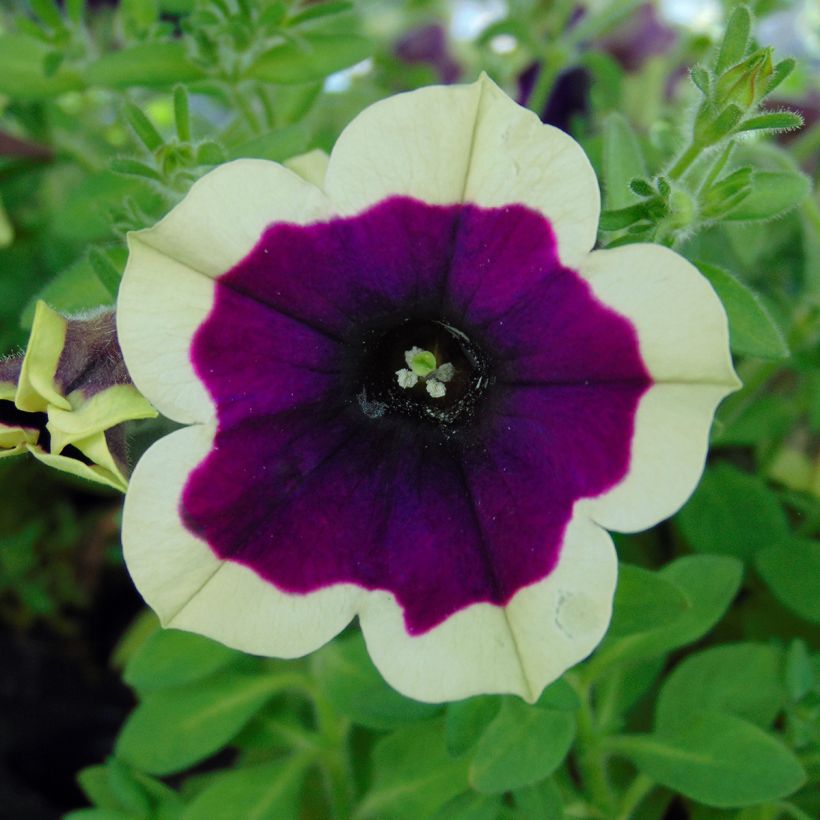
714,48 -> 774,111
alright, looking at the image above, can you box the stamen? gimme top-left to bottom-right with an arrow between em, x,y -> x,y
396,347 -> 455,399
426,379 -> 446,398
396,369 -> 419,389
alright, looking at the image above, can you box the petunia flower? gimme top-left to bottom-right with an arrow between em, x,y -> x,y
0,301 -> 156,491
118,75 -> 739,703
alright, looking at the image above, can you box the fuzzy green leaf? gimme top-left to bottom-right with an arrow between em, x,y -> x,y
30,0 -> 64,30
248,33 -> 372,84
715,5 -> 752,74
612,711 -> 805,808
702,104 -> 744,143
766,58 -> 796,94
736,112 -> 804,133
690,65 -> 710,95
173,85 -> 191,142
721,170 -> 811,221
122,101 -> 164,152
86,43 -> 205,88
602,113 -> 647,209
21,255 -> 114,329
0,34 -> 84,98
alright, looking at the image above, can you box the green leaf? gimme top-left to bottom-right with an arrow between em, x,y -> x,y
229,125 -> 310,162
106,759 -> 153,818
588,555 -> 743,675
722,171 -> 811,221
88,248 -> 124,297
690,65 -> 710,95
181,755 -> 310,820
173,85 -> 191,143
602,113 -> 647,209
248,33 -> 372,84
715,5 -> 752,74
595,657 -> 666,724
698,262 -> 788,359
785,640 -> 814,702
123,628 -> 241,692
121,0 -> 160,31
0,34 -> 84,98
287,0 -> 353,25
77,766 -> 122,811
21,256 -> 113,329
599,202 -> 656,231
656,643 -> 784,733
64,811 -> 133,820
86,43 -> 205,88
110,158 -> 162,182
766,58 -> 796,95
676,463 -> 789,560
116,671 -> 289,775
611,711 -> 806,808
737,112 -> 804,133
629,178 -> 654,197
30,0 -> 65,29
536,677 -> 581,711
445,696 -> 501,757
755,540 -> 820,624
609,563 -> 690,637
357,720 -> 469,820
311,633 -> 440,731
123,101 -> 164,153
513,779 -> 564,818
702,104 -> 744,144
469,699 -> 575,794
429,792 -> 501,820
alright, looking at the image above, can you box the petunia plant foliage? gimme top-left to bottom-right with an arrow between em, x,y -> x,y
0,2 -> 817,819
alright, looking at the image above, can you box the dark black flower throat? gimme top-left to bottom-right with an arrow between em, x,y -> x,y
353,318 -> 492,430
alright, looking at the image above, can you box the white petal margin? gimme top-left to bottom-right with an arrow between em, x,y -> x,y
358,512 -> 617,703
123,423 -> 365,657
323,74 -> 599,268
117,160 -> 333,425
576,244 -> 741,534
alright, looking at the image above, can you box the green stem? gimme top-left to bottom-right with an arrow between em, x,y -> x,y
569,676 -> 617,813
526,51 -> 566,118
309,684 -> 354,820
617,773 -> 655,819
667,143 -> 701,180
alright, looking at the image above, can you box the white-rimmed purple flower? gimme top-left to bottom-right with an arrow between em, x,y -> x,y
117,76 -> 739,703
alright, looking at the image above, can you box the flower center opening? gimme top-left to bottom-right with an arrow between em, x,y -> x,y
354,319 -> 491,429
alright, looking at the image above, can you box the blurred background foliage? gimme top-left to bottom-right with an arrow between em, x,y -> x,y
0,0 -> 818,818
